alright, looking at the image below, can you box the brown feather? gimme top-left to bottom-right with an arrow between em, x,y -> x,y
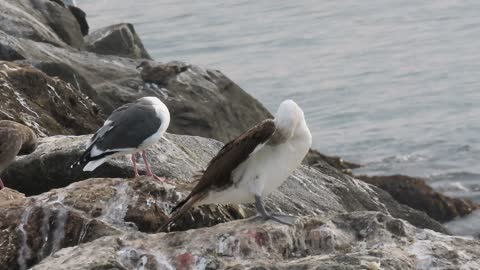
190,119 -> 276,195
157,193 -> 205,232
158,119 -> 276,231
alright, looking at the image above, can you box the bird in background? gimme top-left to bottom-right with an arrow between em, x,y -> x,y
0,120 -> 38,190
158,99 -> 312,231
72,96 -> 170,182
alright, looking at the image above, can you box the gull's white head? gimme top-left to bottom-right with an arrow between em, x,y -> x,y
137,96 -> 163,106
136,96 -> 171,128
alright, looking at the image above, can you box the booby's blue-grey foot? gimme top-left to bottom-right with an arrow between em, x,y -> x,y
0,178 -> 4,190
270,212 -> 297,218
142,150 -> 166,182
254,195 -> 295,226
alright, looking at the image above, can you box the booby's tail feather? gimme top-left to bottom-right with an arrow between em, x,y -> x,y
157,193 -> 204,232
169,172 -> 204,212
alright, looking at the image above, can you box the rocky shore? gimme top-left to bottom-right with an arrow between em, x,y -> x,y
0,1 -> 479,269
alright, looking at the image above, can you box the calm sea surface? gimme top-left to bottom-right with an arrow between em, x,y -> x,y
80,0 -> 480,234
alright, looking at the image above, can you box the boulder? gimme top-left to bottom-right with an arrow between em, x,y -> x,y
0,188 -> 121,270
0,42 -> 25,61
30,212 -> 480,270
138,61 -> 272,142
3,134 -> 446,234
357,174 -> 478,222
0,0 -> 84,49
68,6 -> 89,36
0,61 -> 104,136
304,148 -> 361,175
0,188 -> 24,205
1,134 -> 221,196
0,31 -> 273,142
85,23 -> 151,59
23,60 -> 100,101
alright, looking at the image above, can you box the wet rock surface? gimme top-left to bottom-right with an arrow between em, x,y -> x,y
0,61 -> 103,136
0,170 -> 465,270
4,133 -> 446,235
357,174 -> 478,222
0,186 -> 121,270
29,212 -> 480,270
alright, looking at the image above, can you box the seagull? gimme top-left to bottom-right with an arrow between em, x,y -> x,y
0,121 -> 38,190
72,96 -> 170,181
159,100 -> 312,231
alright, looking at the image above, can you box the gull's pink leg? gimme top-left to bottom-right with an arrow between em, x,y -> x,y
142,150 -> 166,182
131,153 -> 140,178
0,178 -> 4,190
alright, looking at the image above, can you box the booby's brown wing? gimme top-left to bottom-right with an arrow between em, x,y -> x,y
157,119 -> 276,232
190,119 -> 276,196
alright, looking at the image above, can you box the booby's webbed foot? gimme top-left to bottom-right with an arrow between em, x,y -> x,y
261,214 -> 295,226
0,178 -> 4,190
254,195 -> 295,226
270,212 -> 297,218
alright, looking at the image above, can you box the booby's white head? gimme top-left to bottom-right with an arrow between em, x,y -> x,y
275,99 -> 305,128
273,100 -> 311,146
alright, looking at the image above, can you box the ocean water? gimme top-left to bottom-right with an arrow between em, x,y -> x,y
79,0 -> 480,230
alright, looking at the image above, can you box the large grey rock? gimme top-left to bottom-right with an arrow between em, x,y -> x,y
0,0 -> 84,49
24,60 -> 100,102
138,61 -> 273,142
68,6 -> 89,36
85,23 -> 151,59
0,61 -> 104,137
1,134 -> 221,195
357,174 -> 478,223
305,148 -> 361,175
3,134 -> 446,234
0,184 -> 121,270
0,176 -> 248,270
0,31 -> 271,143
30,212 -> 480,270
